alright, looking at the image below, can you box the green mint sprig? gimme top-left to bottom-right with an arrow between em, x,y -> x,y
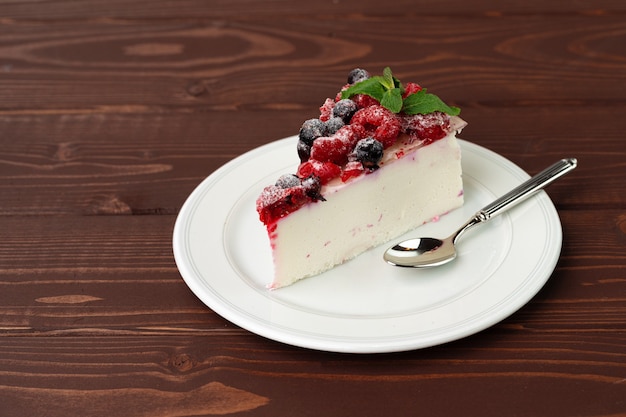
340,67 -> 460,116
402,89 -> 461,116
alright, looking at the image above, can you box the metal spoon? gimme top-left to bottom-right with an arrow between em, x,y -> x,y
384,158 -> 577,268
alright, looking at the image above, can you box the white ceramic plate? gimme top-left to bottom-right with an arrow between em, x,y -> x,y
173,137 -> 562,353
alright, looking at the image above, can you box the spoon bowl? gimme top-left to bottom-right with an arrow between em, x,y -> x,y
387,237 -> 454,267
384,158 -> 577,268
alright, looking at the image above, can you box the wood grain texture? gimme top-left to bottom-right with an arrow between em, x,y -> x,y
1,1 -> 625,416
1,107 -> 624,216
2,0 -> 626,20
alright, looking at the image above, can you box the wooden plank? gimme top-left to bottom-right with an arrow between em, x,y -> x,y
2,0 -> 626,19
1,106 -> 624,215
0,210 -> 624,332
0,0 -> 625,20
0,15 -> 624,109
0,332 -> 624,417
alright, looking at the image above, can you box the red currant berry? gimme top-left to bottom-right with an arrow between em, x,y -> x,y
402,82 -> 422,98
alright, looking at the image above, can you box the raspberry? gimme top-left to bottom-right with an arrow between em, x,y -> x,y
335,124 -> 363,145
334,83 -> 351,102
349,122 -> 367,139
310,125 -> 361,165
319,98 -> 335,122
297,160 -> 341,184
310,137 -> 349,165
351,94 -> 379,109
256,175 -> 326,224
256,185 -> 309,224
350,105 -> 401,148
401,112 -> 450,144
402,82 -> 422,98
341,161 -> 364,182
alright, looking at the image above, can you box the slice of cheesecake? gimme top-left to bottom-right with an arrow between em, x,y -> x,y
256,68 -> 465,289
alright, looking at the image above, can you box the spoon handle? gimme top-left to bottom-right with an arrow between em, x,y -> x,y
479,158 -> 577,220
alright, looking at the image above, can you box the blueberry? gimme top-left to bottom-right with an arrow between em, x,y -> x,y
275,174 -> 301,189
347,68 -> 370,85
297,139 -> 311,162
301,175 -> 325,201
299,118 -> 326,146
332,99 -> 358,123
325,116 -> 345,135
353,137 -> 384,169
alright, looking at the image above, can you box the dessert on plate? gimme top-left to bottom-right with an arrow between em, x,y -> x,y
256,68 -> 466,288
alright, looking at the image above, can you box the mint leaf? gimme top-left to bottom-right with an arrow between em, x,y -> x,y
381,67 -> 395,89
341,77 -> 386,101
381,88 -> 403,113
382,67 -> 403,89
340,67 -> 461,116
341,67 -> 400,105
402,89 -> 461,116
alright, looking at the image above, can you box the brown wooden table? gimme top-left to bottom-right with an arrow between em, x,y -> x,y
2,1 -> 625,416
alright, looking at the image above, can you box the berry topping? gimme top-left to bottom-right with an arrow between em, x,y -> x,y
401,111 -> 451,144
297,139 -> 311,162
325,116 -> 345,135
310,125 -> 362,165
347,68 -> 370,85
301,175 -> 324,200
319,98 -> 335,122
352,137 -> 384,170
256,185 -> 309,224
402,81 -> 422,98
310,136 -> 349,165
350,105 -> 401,148
341,160 -> 364,182
275,173 -> 301,189
299,118 -> 326,146
332,99 -> 358,123
256,175 -> 326,224
297,160 -> 342,185
351,94 -> 380,109
259,67 -> 463,224
335,84 -> 351,102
